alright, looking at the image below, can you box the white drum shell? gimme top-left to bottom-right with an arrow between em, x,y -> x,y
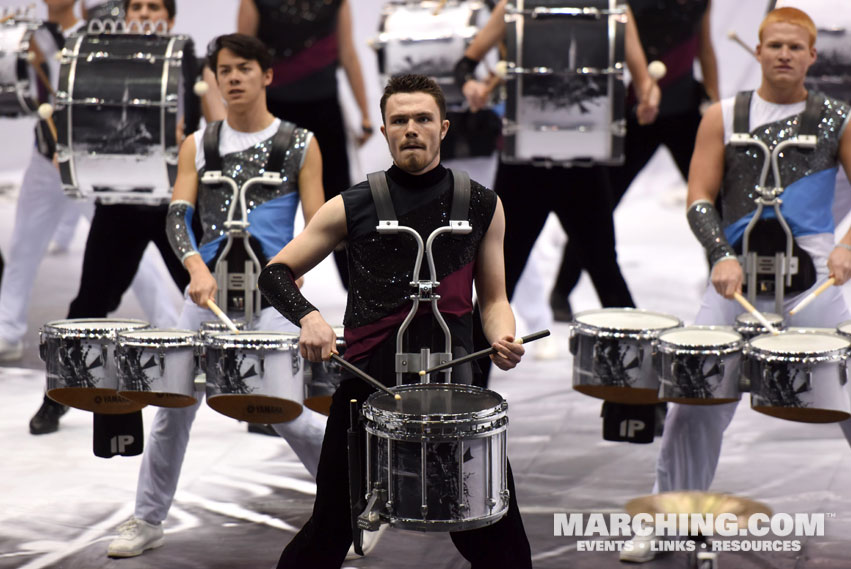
569,308 -> 682,404
116,329 -> 199,408
744,330 -> 851,423
655,326 -> 743,405
204,332 -> 304,423
40,318 -> 149,413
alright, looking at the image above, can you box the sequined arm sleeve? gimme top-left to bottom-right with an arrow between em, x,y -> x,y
454,56 -> 479,90
166,200 -> 200,263
258,263 -> 318,326
687,200 -> 737,267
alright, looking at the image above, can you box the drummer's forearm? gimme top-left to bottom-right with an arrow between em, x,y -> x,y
624,6 -> 653,95
480,301 -> 517,345
464,0 -> 507,61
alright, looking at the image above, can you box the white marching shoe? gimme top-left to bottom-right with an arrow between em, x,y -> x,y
345,523 -> 387,560
0,338 -> 23,362
107,517 -> 164,558
619,533 -> 658,563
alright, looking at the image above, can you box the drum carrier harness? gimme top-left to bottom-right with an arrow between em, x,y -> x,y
730,90 -> 823,314
200,120 -> 296,322
350,168 -> 475,543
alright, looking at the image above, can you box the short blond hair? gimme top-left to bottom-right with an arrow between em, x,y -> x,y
759,7 -> 817,47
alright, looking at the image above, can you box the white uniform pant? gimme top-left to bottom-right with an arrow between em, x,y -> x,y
655,235 -> 851,492
0,153 -> 179,344
134,296 -> 327,525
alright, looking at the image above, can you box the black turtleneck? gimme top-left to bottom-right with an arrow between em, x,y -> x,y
386,163 -> 448,189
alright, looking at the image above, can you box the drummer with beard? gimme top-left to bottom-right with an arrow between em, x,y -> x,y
106,33 -> 328,558
625,7 -> 851,562
258,73 -> 532,569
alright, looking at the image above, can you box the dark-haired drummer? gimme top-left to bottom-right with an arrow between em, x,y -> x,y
106,34 -> 327,558
258,73 -> 531,569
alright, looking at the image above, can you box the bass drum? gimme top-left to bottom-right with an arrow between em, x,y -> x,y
55,23 -> 198,204
502,0 -> 627,165
372,1 -> 490,108
0,13 -> 61,117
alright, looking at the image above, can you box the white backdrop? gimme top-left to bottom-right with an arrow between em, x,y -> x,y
0,0 -> 777,178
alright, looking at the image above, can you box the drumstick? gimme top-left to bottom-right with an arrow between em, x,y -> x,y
433,0 -> 448,16
205,299 -> 240,334
789,277 -> 836,316
727,30 -> 757,58
418,329 -> 551,376
330,353 -> 400,400
732,292 -> 780,335
0,13 -> 17,24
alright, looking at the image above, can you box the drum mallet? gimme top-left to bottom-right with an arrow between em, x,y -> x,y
789,277 -> 836,316
648,60 -> 666,81
727,30 -> 757,58
205,298 -> 241,334
733,292 -> 781,335
418,329 -> 551,377
331,353 -> 400,400
37,103 -> 58,143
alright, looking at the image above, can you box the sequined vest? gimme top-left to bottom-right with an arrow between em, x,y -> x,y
340,167 -> 497,330
720,91 -> 850,243
195,120 -> 310,264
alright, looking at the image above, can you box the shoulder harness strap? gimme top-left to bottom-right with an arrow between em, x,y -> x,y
798,91 -> 825,138
203,120 -> 224,172
266,120 -> 297,173
366,171 -> 397,225
733,91 -> 753,135
449,169 -> 471,222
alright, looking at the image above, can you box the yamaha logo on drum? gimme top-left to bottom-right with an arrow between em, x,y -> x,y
246,405 -> 283,415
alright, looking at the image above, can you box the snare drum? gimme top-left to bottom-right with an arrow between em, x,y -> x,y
204,331 -> 303,423
55,25 -> 197,204
570,308 -> 682,404
116,329 -> 199,408
655,327 -> 744,405
40,318 -> 149,413
372,1 -> 489,107
0,14 -> 61,117
304,326 -> 345,415
361,383 -> 508,531
744,330 -> 851,423
502,0 -> 627,165
198,319 -> 248,343
734,312 -> 786,340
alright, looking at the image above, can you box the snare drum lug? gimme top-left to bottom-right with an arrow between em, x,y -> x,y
500,489 -> 511,503
487,498 -> 497,508
356,486 -> 386,532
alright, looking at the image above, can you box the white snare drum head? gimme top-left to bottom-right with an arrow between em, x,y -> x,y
735,312 -> 783,325
750,331 -> 850,354
370,384 -> 504,416
46,318 -> 149,336
837,321 -> 851,336
574,309 -> 681,331
658,327 -> 741,347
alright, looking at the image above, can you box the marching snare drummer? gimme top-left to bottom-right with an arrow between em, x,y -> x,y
630,8 -> 851,562
106,33 -> 328,558
258,73 -> 531,569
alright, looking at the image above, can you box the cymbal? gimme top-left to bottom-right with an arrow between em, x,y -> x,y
626,491 -> 772,526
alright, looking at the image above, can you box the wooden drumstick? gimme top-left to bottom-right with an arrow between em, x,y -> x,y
330,353 -> 400,400
418,329 -> 551,376
727,30 -> 757,58
733,292 -> 780,335
205,299 -> 240,334
789,277 -> 836,316
433,0 -> 448,16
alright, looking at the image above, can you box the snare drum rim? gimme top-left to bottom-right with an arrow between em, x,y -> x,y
362,384 -> 508,430
41,318 -> 150,339
746,330 -> 851,363
836,319 -> 851,338
655,325 -> 743,355
572,308 -> 683,340
204,331 -> 299,350
116,328 -> 198,348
